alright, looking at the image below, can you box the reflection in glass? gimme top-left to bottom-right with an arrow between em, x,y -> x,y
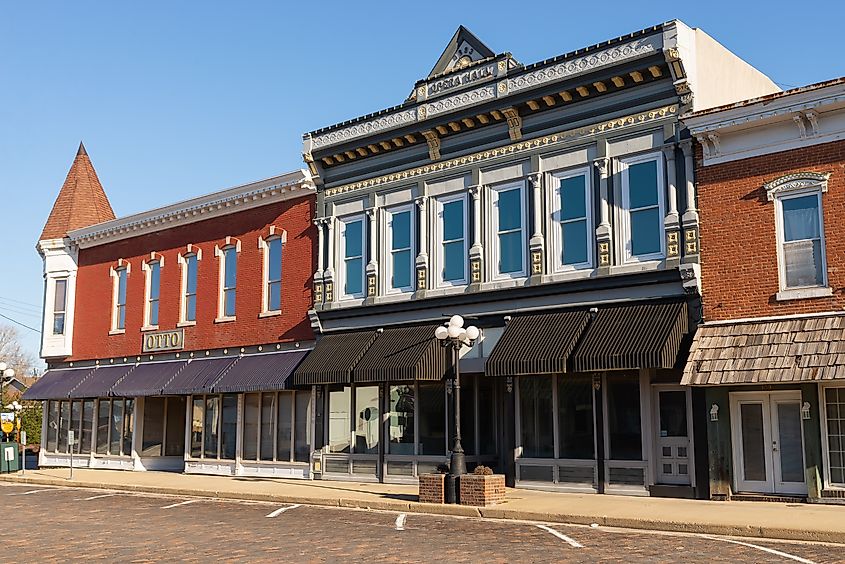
243,393 -> 260,460
203,396 -> 219,459
191,398 -> 203,458
261,393 -> 276,461
220,394 -> 237,460
328,387 -> 351,453
520,377 -> 553,458
277,392 -> 293,462
165,396 -> 186,457
740,403 -> 766,482
110,399 -> 124,455
81,399 -> 94,455
294,391 -> 311,462
355,386 -> 379,454
558,375 -> 594,459
142,397 -> 166,456
606,373 -> 642,460
389,385 -> 414,455
97,400 -> 110,455
418,382 -> 446,455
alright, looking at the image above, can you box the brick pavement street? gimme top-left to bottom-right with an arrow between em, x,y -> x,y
1,482 -> 843,563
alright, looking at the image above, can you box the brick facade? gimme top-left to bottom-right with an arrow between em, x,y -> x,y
696,140 -> 845,321
69,195 -> 316,360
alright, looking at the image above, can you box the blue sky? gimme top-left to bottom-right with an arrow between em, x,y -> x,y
2,1 -> 844,366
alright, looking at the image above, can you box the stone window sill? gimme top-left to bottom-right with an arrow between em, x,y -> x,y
214,316 -> 236,324
259,310 -> 282,318
775,287 -> 833,301
177,320 -> 196,328
108,329 -> 125,336
140,325 -> 159,332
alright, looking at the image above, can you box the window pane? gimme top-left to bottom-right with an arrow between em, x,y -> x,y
53,313 -> 65,335
355,386 -> 379,454
224,248 -> 237,287
118,304 -> 126,330
443,241 -> 465,281
391,210 -> 411,250
740,403 -> 766,481
186,255 -> 198,293
149,300 -> 159,326
186,295 -> 196,322
562,220 -> 588,265
221,394 -> 238,460
628,160 -> 659,209
46,401 -> 58,452
499,231 -> 523,273
260,393 -> 276,461
165,396 -> 186,457
560,176 -> 586,221
269,238 -> 283,281
630,207 -> 661,256
224,288 -> 236,317
392,249 -> 412,289
345,258 -> 363,295
97,400 -> 109,454
558,375 -> 594,459
117,270 -> 127,304
54,279 -> 67,311
519,377 -> 554,458
418,382 -> 446,456
110,400 -> 124,455
123,399 -> 134,456
825,387 -> 845,486
71,400 -> 81,454
203,396 -> 219,459
607,373 -> 642,460
294,391 -> 311,462
277,393 -> 293,462
59,401 -> 70,453
782,195 -> 820,241
269,281 -> 281,311
243,393 -> 260,461
784,240 -> 824,288
389,384 -> 414,455
328,386 -> 351,453
442,200 -> 464,241
498,188 -> 522,231
191,398 -> 203,458
460,375 -> 476,456
142,397 -> 166,456
344,220 -> 363,258
149,263 -> 160,300
659,391 -> 688,438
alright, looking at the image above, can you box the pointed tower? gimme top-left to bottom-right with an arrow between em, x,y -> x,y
37,143 -> 116,359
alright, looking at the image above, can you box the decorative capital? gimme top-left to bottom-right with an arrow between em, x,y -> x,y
593,157 -> 609,177
415,195 -> 428,209
661,144 -> 677,161
527,173 -> 541,190
468,184 -> 483,199
679,138 -> 693,156
366,207 -> 377,219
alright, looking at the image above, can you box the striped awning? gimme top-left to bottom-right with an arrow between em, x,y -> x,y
213,350 -> 309,393
22,367 -> 96,400
68,364 -> 136,398
569,300 -> 688,372
486,311 -> 592,377
291,330 -> 379,386
353,325 -> 447,382
110,361 -> 188,397
161,357 -> 238,395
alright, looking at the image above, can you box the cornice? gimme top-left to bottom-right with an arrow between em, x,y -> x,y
69,170 -> 314,249
324,104 -> 677,198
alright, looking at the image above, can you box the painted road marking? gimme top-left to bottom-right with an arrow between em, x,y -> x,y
161,499 -> 200,509
536,524 -> 584,548
78,493 -> 116,501
266,504 -> 301,518
702,535 -> 815,564
7,489 -> 60,496
395,513 -> 407,531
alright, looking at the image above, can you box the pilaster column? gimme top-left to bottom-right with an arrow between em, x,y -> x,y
365,207 -> 378,300
415,196 -> 429,295
323,217 -> 336,303
662,145 -> 681,264
468,185 -> 484,287
526,174 -> 544,280
593,157 -> 612,272
313,219 -> 325,307
680,139 -> 700,263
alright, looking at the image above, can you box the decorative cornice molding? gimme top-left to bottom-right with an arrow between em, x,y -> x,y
311,109 -> 418,149
421,85 -> 496,119
324,104 -> 677,197
764,172 -> 831,201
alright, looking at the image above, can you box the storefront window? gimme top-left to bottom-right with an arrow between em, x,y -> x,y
558,375 -> 594,459
70,400 -> 81,454
294,392 -> 311,462
418,382 -> 446,456
261,393 -> 276,461
110,400 -> 124,455
97,400 -> 110,455
388,385 -> 414,455
203,396 -> 219,458
46,401 -> 59,452
165,397 -> 186,457
142,397 -> 166,456
606,373 -> 642,460
461,376 -> 476,456
81,399 -> 94,455
328,386 -> 351,453
277,393 -> 293,462
825,387 -> 845,485
478,376 -> 497,456
220,394 -> 237,460
355,386 -> 379,454
520,377 -> 554,458
123,399 -> 134,456
59,400 -> 70,453
243,393 -> 259,460
190,398 -> 203,458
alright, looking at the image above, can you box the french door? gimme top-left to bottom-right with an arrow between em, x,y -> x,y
730,391 -> 807,495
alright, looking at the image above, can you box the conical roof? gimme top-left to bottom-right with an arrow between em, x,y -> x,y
39,142 -> 116,240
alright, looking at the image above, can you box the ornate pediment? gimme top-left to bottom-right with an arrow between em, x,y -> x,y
427,26 -> 496,79
764,172 -> 831,201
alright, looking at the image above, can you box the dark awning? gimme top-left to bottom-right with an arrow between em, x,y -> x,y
69,364 -> 136,398
569,300 -> 688,372
213,351 -> 309,393
486,311 -> 592,377
291,330 -> 379,386
353,325 -> 446,382
110,361 -> 188,397
21,367 -> 96,400
161,357 -> 238,396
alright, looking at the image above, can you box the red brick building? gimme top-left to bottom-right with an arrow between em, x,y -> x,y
26,144 -> 319,477
683,78 -> 845,503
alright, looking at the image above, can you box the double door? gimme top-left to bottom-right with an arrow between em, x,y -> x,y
730,391 -> 807,495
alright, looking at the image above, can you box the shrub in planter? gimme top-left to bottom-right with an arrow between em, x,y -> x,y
459,466 -> 506,506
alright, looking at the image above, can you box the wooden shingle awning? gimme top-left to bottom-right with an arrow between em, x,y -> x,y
682,314 -> 845,386
290,330 -> 379,386
352,325 -> 447,383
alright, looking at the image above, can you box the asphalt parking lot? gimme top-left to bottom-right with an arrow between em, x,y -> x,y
0,482 -> 842,563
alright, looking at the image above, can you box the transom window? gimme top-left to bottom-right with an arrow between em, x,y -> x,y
491,183 -> 526,278
340,216 -> 365,298
776,191 -> 826,290
621,154 -> 665,261
220,246 -> 237,318
552,169 -> 592,270
387,207 -> 414,293
182,253 -> 198,322
113,267 -> 128,331
53,278 -> 67,335
145,261 -> 161,327
436,194 -> 467,286
266,237 -> 284,311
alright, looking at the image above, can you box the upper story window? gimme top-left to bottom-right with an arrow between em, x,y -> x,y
386,206 -> 414,293
52,278 -> 67,335
435,193 -> 468,287
620,153 -> 665,262
263,234 -> 285,313
181,253 -> 198,323
216,242 -> 239,320
339,216 -> 365,299
112,266 -> 128,332
766,172 -> 830,296
144,259 -> 162,328
490,182 -> 527,278
551,168 -> 593,270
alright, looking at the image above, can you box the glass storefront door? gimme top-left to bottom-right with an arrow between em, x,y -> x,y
653,387 -> 692,485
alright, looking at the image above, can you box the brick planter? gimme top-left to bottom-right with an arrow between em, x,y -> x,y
459,474 -> 506,506
418,473 -> 446,504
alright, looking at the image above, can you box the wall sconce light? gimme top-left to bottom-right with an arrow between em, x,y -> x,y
801,402 -> 811,420
710,403 -> 719,422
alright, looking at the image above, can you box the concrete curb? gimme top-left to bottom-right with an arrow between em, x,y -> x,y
1,474 -> 841,543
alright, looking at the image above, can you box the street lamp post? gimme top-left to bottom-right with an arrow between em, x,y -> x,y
435,315 -> 480,504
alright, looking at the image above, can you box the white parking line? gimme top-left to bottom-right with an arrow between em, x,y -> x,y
7,489 -> 59,496
536,524 -> 584,548
161,499 -> 200,509
78,493 -> 116,501
395,513 -> 407,531
265,504 -> 301,518
701,535 -> 815,564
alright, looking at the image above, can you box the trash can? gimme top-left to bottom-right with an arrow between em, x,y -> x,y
0,442 -> 21,473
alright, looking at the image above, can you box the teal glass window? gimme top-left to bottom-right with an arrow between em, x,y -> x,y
626,159 -> 662,258
343,219 -> 364,296
496,187 -> 524,274
389,209 -> 413,291
441,198 -> 465,283
559,174 -> 589,266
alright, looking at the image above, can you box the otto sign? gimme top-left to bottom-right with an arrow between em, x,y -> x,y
142,329 -> 185,353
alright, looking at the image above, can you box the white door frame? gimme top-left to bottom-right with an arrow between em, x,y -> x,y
729,390 -> 807,495
651,384 -> 694,486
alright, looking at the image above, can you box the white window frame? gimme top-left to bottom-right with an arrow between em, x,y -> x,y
488,180 -> 528,280
142,255 -> 164,330
178,246 -> 201,326
109,262 -> 130,334
215,238 -> 241,322
773,187 -> 828,296
549,167 -> 594,272
52,278 -> 68,335
820,384 -> 845,490
383,204 -> 415,295
619,152 -> 666,263
259,228 -> 287,315
338,214 -> 366,300
433,192 -> 469,288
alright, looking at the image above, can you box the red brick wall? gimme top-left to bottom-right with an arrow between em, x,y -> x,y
70,195 -> 315,361
697,140 -> 845,321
